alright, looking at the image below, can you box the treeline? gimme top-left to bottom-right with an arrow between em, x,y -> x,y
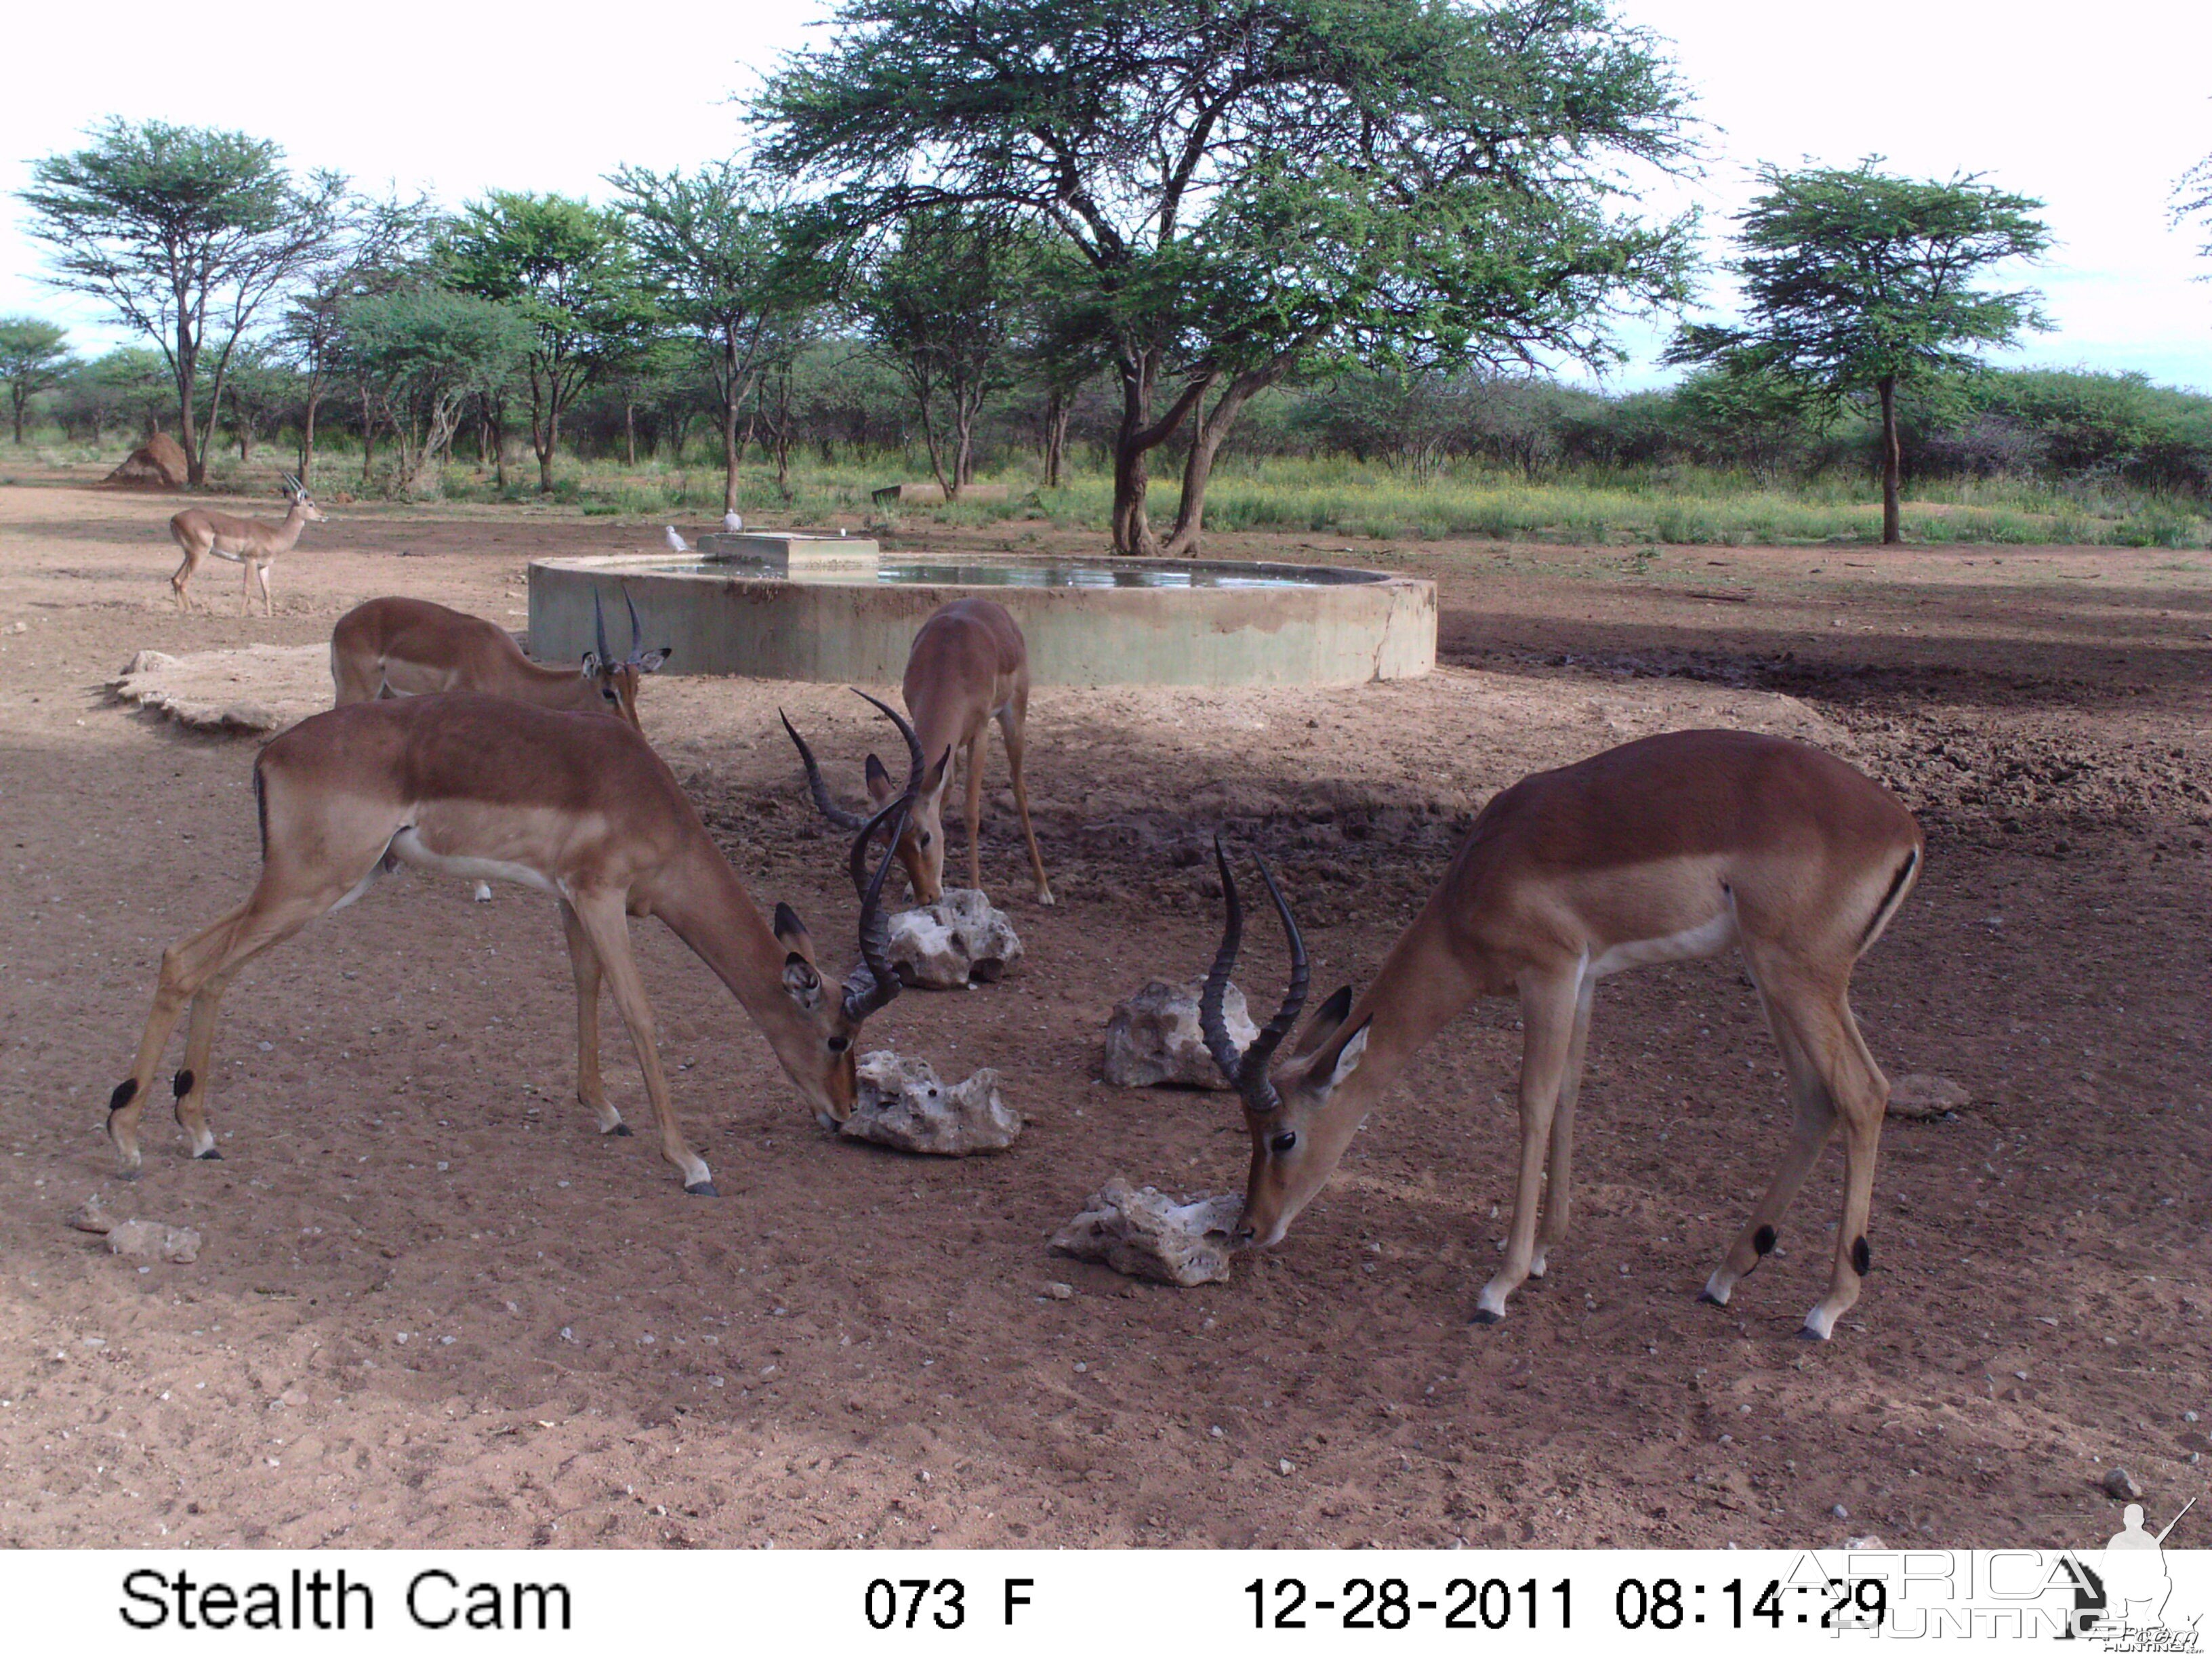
11,325 -> 2212,508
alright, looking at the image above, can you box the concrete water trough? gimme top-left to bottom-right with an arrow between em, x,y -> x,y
527,548 -> 1435,687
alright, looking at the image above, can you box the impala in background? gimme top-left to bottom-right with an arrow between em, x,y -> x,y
784,596 -> 1053,907
167,474 -> 327,616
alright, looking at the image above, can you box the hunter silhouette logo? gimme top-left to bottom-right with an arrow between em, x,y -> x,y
2060,1495 -> 2199,1645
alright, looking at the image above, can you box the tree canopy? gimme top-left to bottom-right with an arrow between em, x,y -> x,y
1667,159 -> 2049,542
443,191 -> 653,491
17,119 -> 344,484
0,317 -> 80,445
756,0 -> 1698,552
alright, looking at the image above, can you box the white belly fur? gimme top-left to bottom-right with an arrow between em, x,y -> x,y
1588,907 -> 1738,978
388,827 -> 558,895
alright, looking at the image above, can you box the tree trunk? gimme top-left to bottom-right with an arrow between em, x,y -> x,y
722,392 -> 741,515
623,401 -> 637,467
178,352 -> 203,486
1042,387 -> 1069,489
1109,351 -> 1155,554
1878,374 -> 1902,545
9,391 -> 24,445
299,383 -> 323,486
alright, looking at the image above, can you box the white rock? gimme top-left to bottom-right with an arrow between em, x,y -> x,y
106,1218 -> 202,1264
887,888 -> 1023,989
1103,979 -> 1255,1089
1051,1176 -> 1242,1288
1887,1073 -> 1971,1118
840,1051 -> 1022,1155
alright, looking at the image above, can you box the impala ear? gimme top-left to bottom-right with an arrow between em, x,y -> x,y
1290,985 -> 1355,1060
773,901 -> 815,960
579,652 -> 602,677
926,743 -> 953,793
1319,1017 -> 1372,1092
863,752 -> 895,807
636,649 -> 669,674
782,951 -> 825,1011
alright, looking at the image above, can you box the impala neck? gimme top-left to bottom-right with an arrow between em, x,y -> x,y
646,837 -> 797,1023
1316,889 -> 1492,1130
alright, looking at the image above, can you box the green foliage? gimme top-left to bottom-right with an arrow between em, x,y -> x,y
16,117 -> 346,481
0,316 -> 81,442
443,190 -> 655,489
338,289 -> 533,494
1668,160 -> 2052,398
853,209 -> 1033,493
758,0 -> 1699,549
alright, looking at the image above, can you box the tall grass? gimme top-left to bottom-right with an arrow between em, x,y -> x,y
11,428 -> 2205,548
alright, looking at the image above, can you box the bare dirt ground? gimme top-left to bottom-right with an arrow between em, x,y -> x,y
0,478 -> 2206,1551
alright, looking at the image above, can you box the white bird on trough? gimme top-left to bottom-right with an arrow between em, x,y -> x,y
663,525 -> 690,552
723,512 -> 743,533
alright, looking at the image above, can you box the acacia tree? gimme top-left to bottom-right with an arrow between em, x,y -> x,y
853,209 -> 1031,497
1667,160 -> 2050,544
607,162 -> 806,510
758,0 -> 1694,554
17,119 -> 344,485
444,192 -> 649,492
0,317 -> 79,443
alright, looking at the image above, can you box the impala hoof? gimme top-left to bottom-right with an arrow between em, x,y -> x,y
116,1168 -> 140,1183
1795,1326 -> 1828,1342
684,1180 -> 720,1198
609,1124 -> 633,1137
196,1148 -> 223,1160
1696,1288 -> 1725,1306
1469,1308 -> 1503,1326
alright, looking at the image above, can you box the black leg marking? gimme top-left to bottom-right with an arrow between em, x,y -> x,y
1696,1288 -> 1724,1305
108,1078 -> 138,1115
1851,1235 -> 1872,1276
1753,1224 -> 1777,1257
197,1148 -> 223,1160
611,1124 -> 634,1137
172,1069 -> 194,1099
684,1179 -> 720,1198
1469,1308 -> 1502,1326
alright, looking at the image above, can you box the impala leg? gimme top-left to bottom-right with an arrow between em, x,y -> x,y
171,968 -> 245,1159
1530,971 -> 1596,1280
1474,973 -> 1580,1324
111,886 -> 331,1175
254,560 -> 274,617
241,560 -> 255,616
570,895 -> 713,1194
171,552 -> 196,611
558,899 -> 628,1136
1700,958 -> 1845,1314
998,699 -> 1053,905
1801,996 -> 1888,1340
963,730 -> 986,894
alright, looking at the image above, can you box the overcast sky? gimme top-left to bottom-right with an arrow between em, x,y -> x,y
4,0 -> 2209,392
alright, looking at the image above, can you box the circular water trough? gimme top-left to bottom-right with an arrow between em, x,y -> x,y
527,550 -> 1435,687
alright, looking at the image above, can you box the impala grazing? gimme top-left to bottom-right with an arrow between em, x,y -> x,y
331,589 -> 668,729
1197,729 -> 1923,1342
167,475 -> 327,615
783,596 -> 1053,906
106,690 -> 925,1195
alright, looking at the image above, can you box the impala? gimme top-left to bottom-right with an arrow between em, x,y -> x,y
106,690 -> 926,1195
167,475 -> 327,615
1197,729 -> 1923,1341
331,588 -> 668,729
783,596 -> 1053,906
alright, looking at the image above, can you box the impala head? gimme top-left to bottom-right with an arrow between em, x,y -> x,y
766,693 -> 928,1128
1201,838 -> 1373,1251
281,474 -> 329,524
781,695 -> 951,902
580,584 -> 671,729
